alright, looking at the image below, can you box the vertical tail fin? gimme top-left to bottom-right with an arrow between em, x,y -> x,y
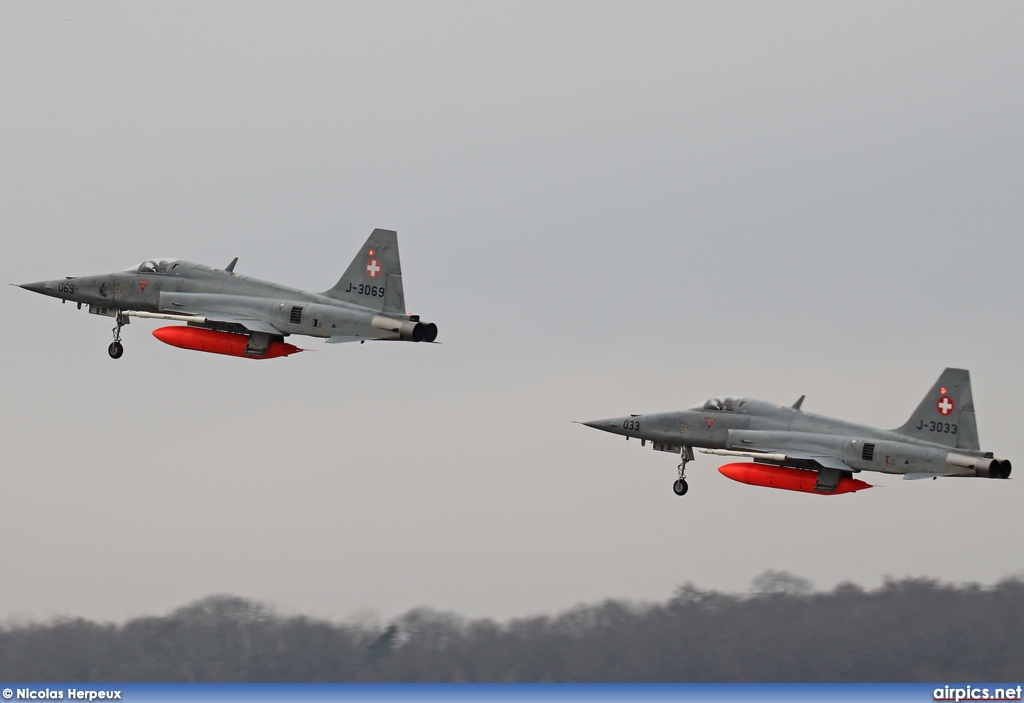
321,229 -> 406,314
892,368 -> 980,450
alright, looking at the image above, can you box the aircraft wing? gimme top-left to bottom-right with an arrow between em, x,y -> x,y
702,448 -> 855,473
193,314 -> 282,335
158,293 -> 284,335
776,451 -> 853,472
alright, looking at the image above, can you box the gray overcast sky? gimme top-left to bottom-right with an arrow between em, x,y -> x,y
1,1 -> 1022,624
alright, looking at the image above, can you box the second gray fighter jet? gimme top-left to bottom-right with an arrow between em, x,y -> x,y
581,369 -> 1010,496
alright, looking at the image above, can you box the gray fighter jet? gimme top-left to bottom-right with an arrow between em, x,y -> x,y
580,368 -> 1010,496
17,228 -> 437,359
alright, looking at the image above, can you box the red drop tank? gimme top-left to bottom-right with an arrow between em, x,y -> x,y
152,326 -> 302,360
718,462 -> 872,495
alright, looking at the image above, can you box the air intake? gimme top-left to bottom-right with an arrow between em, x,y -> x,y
290,306 -> 303,324
862,443 -> 875,462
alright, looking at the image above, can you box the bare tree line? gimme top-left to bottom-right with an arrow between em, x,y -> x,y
2,573 -> 1021,682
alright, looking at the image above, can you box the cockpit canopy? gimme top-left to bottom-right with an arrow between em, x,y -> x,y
696,397 -> 744,412
126,259 -> 179,275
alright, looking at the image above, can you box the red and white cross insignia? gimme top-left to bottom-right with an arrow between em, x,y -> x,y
139,279 -> 149,292
937,396 -> 955,416
365,259 -> 381,278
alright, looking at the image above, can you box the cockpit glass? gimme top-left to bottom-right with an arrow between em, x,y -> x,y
698,397 -> 741,412
125,259 -> 178,274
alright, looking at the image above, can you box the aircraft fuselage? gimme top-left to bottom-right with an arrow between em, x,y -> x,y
584,398 -> 1005,480
18,229 -> 438,359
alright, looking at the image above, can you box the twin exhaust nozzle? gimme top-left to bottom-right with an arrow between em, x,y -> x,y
946,453 -> 1012,479
978,458 -> 1012,479
407,321 -> 438,343
371,315 -> 438,343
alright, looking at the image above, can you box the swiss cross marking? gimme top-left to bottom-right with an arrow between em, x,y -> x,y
365,259 -> 381,278
937,396 -> 954,416
139,279 -> 149,292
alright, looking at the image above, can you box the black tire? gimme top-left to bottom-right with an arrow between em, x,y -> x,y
673,479 -> 688,496
108,341 -> 124,359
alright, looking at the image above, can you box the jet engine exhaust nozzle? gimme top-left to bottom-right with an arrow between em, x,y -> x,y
404,321 -> 427,342
371,315 -> 438,342
946,453 -> 1011,479
974,459 -> 998,479
996,459 -> 1012,479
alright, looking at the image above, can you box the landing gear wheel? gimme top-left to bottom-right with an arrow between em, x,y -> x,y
675,449 -> 690,496
109,311 -> 126,359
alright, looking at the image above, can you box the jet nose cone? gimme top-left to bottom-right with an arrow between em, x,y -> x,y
579,417 -> 626,433
17,281 -> 51,294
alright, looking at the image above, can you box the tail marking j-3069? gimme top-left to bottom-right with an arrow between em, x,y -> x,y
17,228 -> 439,360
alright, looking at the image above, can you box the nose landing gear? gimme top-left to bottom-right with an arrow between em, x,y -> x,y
673,458 -> 689,495
672,446 -> 695,496
108,312 -> 127,359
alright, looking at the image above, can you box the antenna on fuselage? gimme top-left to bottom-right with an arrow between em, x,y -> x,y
225,257 -> 238,273
792,395 -> 805,410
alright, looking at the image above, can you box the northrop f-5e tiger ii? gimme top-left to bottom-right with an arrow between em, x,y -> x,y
17,228 -> 437,359
580,368 -> 1010,496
